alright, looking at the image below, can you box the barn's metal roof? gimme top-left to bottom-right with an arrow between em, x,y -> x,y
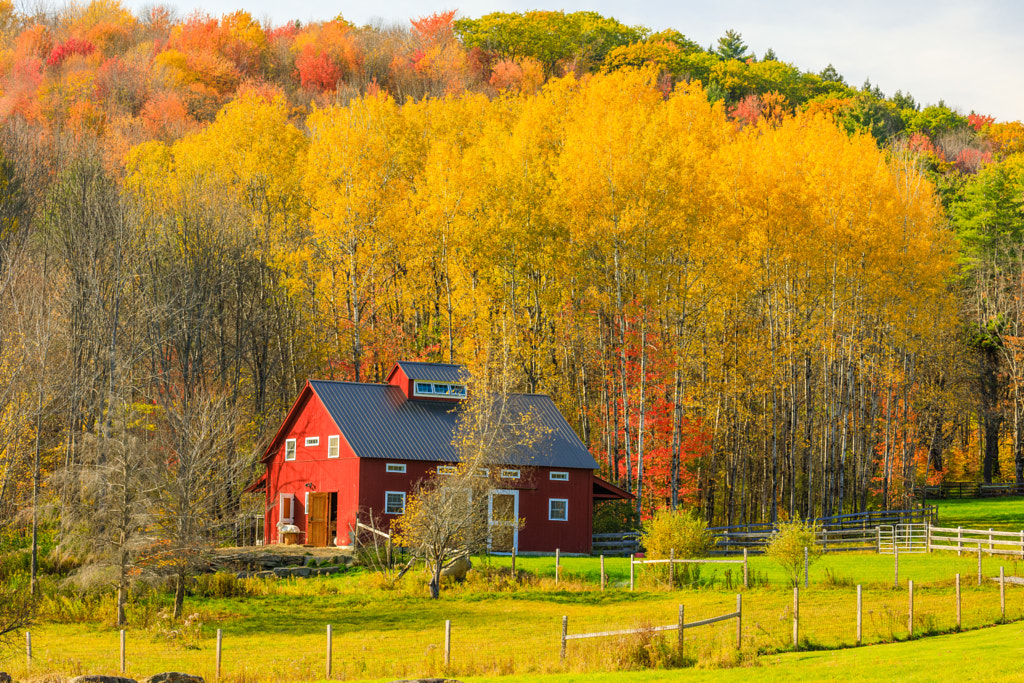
395,361 -> 469,383
309,380 -> 599,470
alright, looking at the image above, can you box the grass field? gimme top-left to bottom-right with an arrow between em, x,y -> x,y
934,496 -> 1024,532
5,498 -> 1024,682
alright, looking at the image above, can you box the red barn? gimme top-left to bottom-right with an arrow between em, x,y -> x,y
248,361 -> 631,554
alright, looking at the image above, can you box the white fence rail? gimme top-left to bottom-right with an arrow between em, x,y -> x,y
929,526 -> 1024,558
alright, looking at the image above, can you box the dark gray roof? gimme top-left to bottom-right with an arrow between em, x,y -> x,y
309,380 -> 598,470
396,361 -> 468,384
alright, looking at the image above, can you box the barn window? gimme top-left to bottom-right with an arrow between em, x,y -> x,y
285,439 -> 296,461
386,463 -> 406,473
327,435 -> 340,458
450,384 -> 467,397
305,436 -> 319,447
437,466 -> 457,475
549,499 -> 568,521
475,468 -> 490,477
385,491 -> 406,515
280,493 -> 295,524
501,469 -> 520,480
549,471 -> 568,481
415,382 -> 433,395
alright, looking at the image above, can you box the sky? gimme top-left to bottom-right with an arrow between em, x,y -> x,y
132,0 -> 1024,122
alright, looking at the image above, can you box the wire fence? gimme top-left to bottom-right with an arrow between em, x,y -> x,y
12,555 -> 1024,682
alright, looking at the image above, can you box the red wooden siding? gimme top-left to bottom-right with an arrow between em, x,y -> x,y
263,387 -> 360,545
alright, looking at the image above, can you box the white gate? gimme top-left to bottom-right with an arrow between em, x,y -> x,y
878,523 -> 927,554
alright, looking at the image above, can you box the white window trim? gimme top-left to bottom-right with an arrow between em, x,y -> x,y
285,439 -> 296,461
501,468 -> 521,480
279,493 -> 295,524
327,435 -> 340,458
549,498 -> 569,521
475,468 -> 490,477
549,471 -> 568,481
304,491 -> 309,509
385,491 -> 406,515
413,381 -> 467,398
305,436 -> 319,447
437,465 -> 457,475
386,463 -> 407,473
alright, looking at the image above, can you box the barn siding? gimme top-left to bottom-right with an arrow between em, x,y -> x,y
264,388 -> 360,545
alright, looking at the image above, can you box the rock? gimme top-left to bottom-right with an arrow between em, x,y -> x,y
235,571 -> 251,579
142,674 -> 206,683
340,555 -> 356,567
440,556 -> 472,582
387,679 -> 463,683
0,672 -> 11,683
304,556 -> 319,567
69,677 -> 138,683
319,566 -> 339,575
254,570 -> 275,579
273,567 -> 292,578
290,566 -> 311,578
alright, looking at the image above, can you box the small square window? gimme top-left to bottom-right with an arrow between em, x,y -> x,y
501,469 -> 520,479
549,471 -> 568,481
305,436 -> 319,447
434,383 -> 450,395
415,382 -> 433,395
386,463 -> 407,473
437,465 -> 457,475
549,498 -> 568,521
385,491 -> 406,515
285,439 -> 296,461
475,468 -> 490,477
327,435 -> 340,458
450,384 -> 467,397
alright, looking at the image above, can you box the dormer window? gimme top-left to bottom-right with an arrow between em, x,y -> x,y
413,381 -> 467,399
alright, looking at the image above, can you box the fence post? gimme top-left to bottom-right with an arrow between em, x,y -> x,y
560,616 -> 568,662
1020,531 -> 1023,561
512,546 -> 517,580
630,554 -> 635,591
26,631 -> 31,670
894,541 -> 899,588
792,586 -> 800,649
743,548 -> 749,589
958,526 -> 962,556
216,628 -> 223,681
823,528 -> 828,551
120,629 -> 125,674
877,526 -> 881,553
1000,566 -> 1006,622
326,624 -> 333,679
600,555 -> 605,591
956,573 -> 961,630
736,594 -> 742,650
856,584 -> 862,645
670,549 -> 675,588
989,528 -> 994,552
555,548 -> 560,585
978,543 -> 983,586
444,620 -> 451,667
804,546 -> 809,588
677,604 -> 684,656
908,579 -> 914,638
926,525 -> 932,553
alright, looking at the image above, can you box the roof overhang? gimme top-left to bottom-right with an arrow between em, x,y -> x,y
243,471 -> 267,493
593,475 -> 634,501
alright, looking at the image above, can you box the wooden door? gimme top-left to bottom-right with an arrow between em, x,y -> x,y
488,490 -> 519,553
308,492 -> 331,547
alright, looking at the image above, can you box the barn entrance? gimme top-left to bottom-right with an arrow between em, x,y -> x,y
488,489 -> 519,553
307,492 -> 331,547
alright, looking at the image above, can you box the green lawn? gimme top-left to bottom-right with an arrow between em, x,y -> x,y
934,496 -> 1024,532
7,498 -> 1024,682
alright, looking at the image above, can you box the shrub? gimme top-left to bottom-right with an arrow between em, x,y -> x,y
640,510 -> 714,587
765,520 -> 823,587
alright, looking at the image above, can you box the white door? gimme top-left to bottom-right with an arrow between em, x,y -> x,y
488,489 -> 519,553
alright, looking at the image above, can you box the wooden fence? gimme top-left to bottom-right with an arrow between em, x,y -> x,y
922,482 -> 1024,499
929,526 -> 1024,558
630,550 -> 749,589
560,596 -> 742,661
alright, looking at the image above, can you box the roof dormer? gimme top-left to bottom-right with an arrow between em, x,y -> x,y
387,361 -> 468,401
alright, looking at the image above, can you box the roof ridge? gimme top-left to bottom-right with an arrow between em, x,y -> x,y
310,379 -> 394,387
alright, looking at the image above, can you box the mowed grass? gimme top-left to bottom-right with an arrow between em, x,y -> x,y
8,497 -> 1024,682
934,496 -> 1024,532
6,549 -> 1024,682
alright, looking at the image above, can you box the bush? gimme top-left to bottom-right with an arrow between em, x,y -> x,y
765,520 -> 823,587
640,510 -> 713,587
